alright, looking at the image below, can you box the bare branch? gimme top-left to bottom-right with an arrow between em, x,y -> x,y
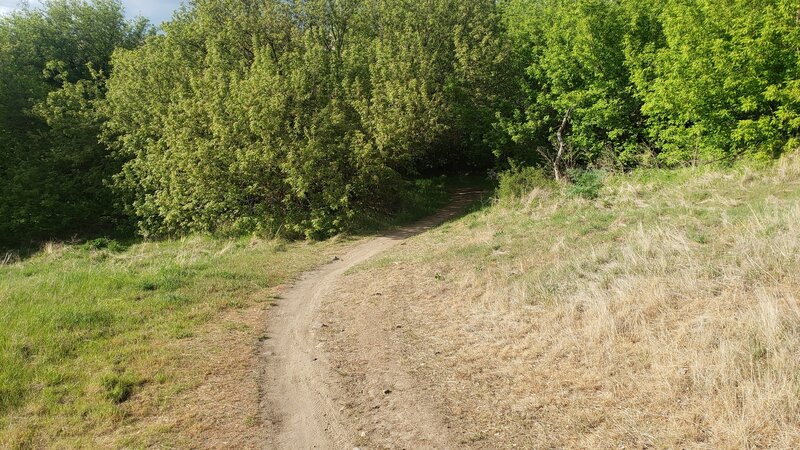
553,107 -> 573,181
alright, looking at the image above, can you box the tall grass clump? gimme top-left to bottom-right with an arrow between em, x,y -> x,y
497,165 -> 554,200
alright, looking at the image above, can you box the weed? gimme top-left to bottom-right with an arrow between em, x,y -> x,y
82,238 -> 126,253
101,372 -> 141,404
567,168 -> 605,199
140,281 -> 158,291
497,165 -> 553,199
749,336 -> 768,361
1,251 -> 19,265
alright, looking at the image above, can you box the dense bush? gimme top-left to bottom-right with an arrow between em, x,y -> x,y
0,0 -> 150,247
639,0 -> 800,163
497,164 -> 553,199
495,0 -> 800,172
1,0 -> 798,245
496,0 -> 649,170
566,169 -> 604,200
104,0 -> 507,238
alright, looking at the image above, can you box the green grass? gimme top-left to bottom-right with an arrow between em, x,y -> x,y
0,235 -> 356,448
7,159 -> 794,447
0,177 -> 489,447
351,175 -> 491,234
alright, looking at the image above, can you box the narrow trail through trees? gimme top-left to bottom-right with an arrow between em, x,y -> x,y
262,189 -> 484,449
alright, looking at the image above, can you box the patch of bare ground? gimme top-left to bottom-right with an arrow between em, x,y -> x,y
262,189 -> 486,449
100,293 -> 274,448
70,237 -> 359,449
320,156 -> 800,448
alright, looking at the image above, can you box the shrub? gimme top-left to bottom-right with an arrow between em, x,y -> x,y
497,165 -> 553,199
566,169 -> 604,200
103,0 -> 506,240
82,238 -> 125,253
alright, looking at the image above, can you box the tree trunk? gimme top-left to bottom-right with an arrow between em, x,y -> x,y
554,107 -> 573,181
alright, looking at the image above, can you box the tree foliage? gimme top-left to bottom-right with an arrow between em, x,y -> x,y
497,0 -> 800,172
498,0 -> 648,170
639,0 -> 800,163
104,0 -> 507,238
0,0 -> 150,246
1,0 -> 798,245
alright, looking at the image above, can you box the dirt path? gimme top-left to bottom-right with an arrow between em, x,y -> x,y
262,190 -> 484,449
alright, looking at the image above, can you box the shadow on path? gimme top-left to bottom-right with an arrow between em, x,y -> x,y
382,188 -> 489,240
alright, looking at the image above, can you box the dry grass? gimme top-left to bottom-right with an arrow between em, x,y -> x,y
336,155 -> 800,448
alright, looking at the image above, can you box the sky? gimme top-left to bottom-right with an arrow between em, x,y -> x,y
0,0 -> 183,24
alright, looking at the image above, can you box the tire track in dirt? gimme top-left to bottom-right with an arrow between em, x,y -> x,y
262,189 -> 484,449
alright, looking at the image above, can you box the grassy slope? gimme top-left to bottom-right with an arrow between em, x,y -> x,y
0,236 -> 358,448
353,155 -> 800,447
0,174 -> 463,448
4,160 -> 799,447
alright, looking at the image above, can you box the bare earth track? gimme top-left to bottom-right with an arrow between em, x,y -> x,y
262,190 -> 485,449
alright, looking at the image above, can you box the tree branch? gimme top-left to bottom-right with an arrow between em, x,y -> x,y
554,107 -> 573,181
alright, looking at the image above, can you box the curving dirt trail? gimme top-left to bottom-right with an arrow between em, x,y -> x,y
262,190 -> 484,449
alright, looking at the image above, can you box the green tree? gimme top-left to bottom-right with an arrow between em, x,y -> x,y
0,0 -> 150,247
104,0 -> 508,239
496,0 -> 653,177
638,0 -> 800,164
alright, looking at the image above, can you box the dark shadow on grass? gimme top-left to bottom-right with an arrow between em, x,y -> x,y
347,174 -> 495,239
1,232 -> 140,265
1,181 -> 495,265
381,187 -> 492,241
